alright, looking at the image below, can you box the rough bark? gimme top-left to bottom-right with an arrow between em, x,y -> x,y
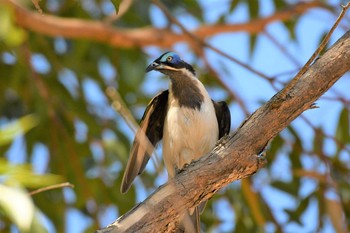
3,0 -> 322,48
96,31 -> 350,233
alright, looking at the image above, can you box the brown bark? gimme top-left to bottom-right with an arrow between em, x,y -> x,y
96,30 -> 350,233
3,1 -> 322,48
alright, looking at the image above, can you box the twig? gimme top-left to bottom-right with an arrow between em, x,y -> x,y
29,182 -> 74,195
152,0 -> 274,81
301,115 -> 350,155
201,54 -> 251,116
264,30 -> 302,67
31,0 -> 43,14
106,87 -> 139,132
275,1 -> 350,102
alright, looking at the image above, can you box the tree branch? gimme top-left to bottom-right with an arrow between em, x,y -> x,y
29,182 -> 74,196
96,31 -> 350,233
4,0 -> 323,48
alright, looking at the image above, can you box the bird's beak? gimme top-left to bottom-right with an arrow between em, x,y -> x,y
146,62 -> 162,72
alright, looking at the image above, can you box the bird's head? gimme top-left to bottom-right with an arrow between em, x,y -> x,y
146,52 -> 195,76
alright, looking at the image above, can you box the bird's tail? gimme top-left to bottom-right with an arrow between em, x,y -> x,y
176,207 -> 200,233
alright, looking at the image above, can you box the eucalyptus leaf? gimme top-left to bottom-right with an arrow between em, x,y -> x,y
0,184 -> 34,232
110,0 -> 121,14
0,114 -> 39,146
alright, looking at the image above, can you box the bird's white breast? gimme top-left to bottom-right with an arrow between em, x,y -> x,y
163,79 -> 218,178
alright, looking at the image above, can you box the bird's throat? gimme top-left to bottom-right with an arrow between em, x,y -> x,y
169,74 -> 204,110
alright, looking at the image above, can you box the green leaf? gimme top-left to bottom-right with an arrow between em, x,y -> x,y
247,0 -> 259,56
268,134 -> 284,163
183,0 -> 204,22
30,210 -> 49,233
249,34 -> 258,57
271,181 -> 298,195
326,197 -> 346,233
287,126 -> 303,169
295,196 -> 311,217
313,127 -> 324,156
273,0 -> 286,10
283,19 -> 298,41
335,108 -> 350,143
0,5 -> 27,47
0,184 -> 34,232
229,0 -> 241,12
285,196 -> 311,225
0,114 -> 39,146
0,159 -> 63,188
110,0 -> 121,14
248,0 -> 259,19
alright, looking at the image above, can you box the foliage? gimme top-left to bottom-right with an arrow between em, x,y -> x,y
0,115 -> 62,232
0,0 -> 349,232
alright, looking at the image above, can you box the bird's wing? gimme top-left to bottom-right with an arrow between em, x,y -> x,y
213,101 -> 231,138
121,90 -> 169,193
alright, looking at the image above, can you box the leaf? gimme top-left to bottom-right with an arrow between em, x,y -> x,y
335,108 -> 350,144
268,134 -> 284,163
295,196 -> 311,217
182,0 -> 204,22
273,0 -> 287,10
271,180 -> 298,195
249,34 -> 258,57
241,179 -> 265,227
229,0 -> 241,12
0,5 -> 27,47
283,19 -> 298,41
325,197 -> 346,233
0,184 -> 34,232
110,0 -> 121,15
287,126 -> 303,169
32,0 -> 43,14
247,0 -> 259,56
285,196 -> 311,225
234,215 -> 250,233
0,159 -> 63,188
0,114 -> 39,146
248,0 -> 259,19
313,127 -> 324,156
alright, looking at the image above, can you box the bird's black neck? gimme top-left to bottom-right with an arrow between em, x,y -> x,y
168,71 -> 204,110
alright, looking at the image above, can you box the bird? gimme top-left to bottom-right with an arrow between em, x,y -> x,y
120,51 -> 231,232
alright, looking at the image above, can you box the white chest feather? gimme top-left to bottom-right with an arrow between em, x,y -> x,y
163,81 -> 218,178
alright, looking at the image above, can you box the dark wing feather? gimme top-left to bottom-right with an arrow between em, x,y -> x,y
213,101 -> 231,138
120,90 -> 169,193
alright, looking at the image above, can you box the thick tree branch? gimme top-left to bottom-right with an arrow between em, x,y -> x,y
97,30 -> 350,233
4,0 -> 322,48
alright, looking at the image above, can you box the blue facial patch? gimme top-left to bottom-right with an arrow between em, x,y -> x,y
160,52 -> 181,64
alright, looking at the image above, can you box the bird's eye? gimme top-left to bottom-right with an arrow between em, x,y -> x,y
167,56 -> 173,62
